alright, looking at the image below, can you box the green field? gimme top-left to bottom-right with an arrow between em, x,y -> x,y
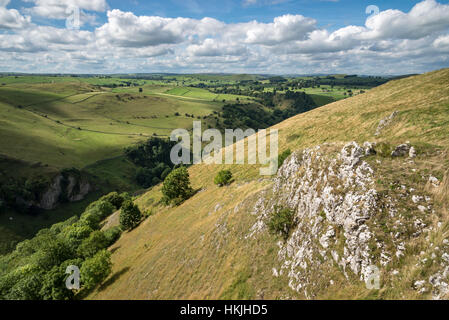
0,81 -> 222,168
163,86 -> 252,102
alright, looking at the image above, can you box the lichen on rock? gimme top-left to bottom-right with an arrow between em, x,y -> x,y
249,142 -> 381,294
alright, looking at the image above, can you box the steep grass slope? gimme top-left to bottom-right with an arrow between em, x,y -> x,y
90,69 -> 449,300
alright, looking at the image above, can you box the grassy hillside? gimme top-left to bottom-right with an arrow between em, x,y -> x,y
89,68 -> 449,300
0,79 -> 226,253
0,73 -> 326,255
0,82 -> 223,168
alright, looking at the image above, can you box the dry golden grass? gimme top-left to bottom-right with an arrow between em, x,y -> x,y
89,68 -> 449,300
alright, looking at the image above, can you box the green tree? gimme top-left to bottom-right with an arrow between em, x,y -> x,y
77,231 -> 109,258
0,264 -> 42,300
119,200 -> 142,231
161,166 -> 193,205
267,207 -> 296,241
40,258 -> 83,300
104,226 -> 122,246
78,211 -> 102,230
81,250 -> 112,291
278,149 -> 291,168
8,272 -> 42,300
87,200 -> 115,220
60,224 -> 93,252
99,192 -> 127,209
34,239 -> 72,269
214,170 -> 233,187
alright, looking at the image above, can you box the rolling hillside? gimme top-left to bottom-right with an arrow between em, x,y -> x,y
0,82 -> 223,168
0,79 -> 225,253
89,68 -> 449,300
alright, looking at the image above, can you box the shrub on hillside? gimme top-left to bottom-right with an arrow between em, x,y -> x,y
161,166 -> 193,206
278,149 -> 291,168
377,142 -> 393,158
119,200 -> 142,231
104,226 -> 122,246
6,269 -> 42,300
77,230 -> 109,258
98,192 -> 128,209
40,258 -> 83,300
79,211 -> 102,230
214,170 -> 233,187
59,224 -> 93,252
86,200 -> 115,220
267,207 -> 296,241
124,137 -> 177,188
34,239 -> 73,269
80,250 -> 112,291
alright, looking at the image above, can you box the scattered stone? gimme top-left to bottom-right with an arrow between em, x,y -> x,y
429,176 -> 440,188
319,226 -> 335,249
429,273 -> 449,299
414,280 -> 426,290
409,146 -> 417,158
363,142 -> 377,156
418,205 -> 427,213
396,242 -> 406,258
391,143 -> 411,157
375,111 -> 398,136
442,253 -> 449,263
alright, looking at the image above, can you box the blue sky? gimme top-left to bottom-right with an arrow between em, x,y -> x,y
1,0 -> 449,74
9,0 -> 446,30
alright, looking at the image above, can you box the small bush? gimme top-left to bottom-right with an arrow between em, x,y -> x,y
161,166 -> 193,205
60,224 -> 93,252
99,192 -> 127,209
278,149 -> 291,168
40,258 -> 83,300
80,250 -> 112,291
104,226 -> 122,246
377,142 -> 393,158
119,200 -> 142,231
79,211 -> 102,230
86,200 -> 115,220
267,207 -> 296,241
214,170 -> 233,187
77,230 -> 109,258
143,209 -> 153,218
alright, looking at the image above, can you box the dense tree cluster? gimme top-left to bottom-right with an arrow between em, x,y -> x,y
220,91 -> 316,130
0,191 -> 128,300
124,137 -> 178,188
